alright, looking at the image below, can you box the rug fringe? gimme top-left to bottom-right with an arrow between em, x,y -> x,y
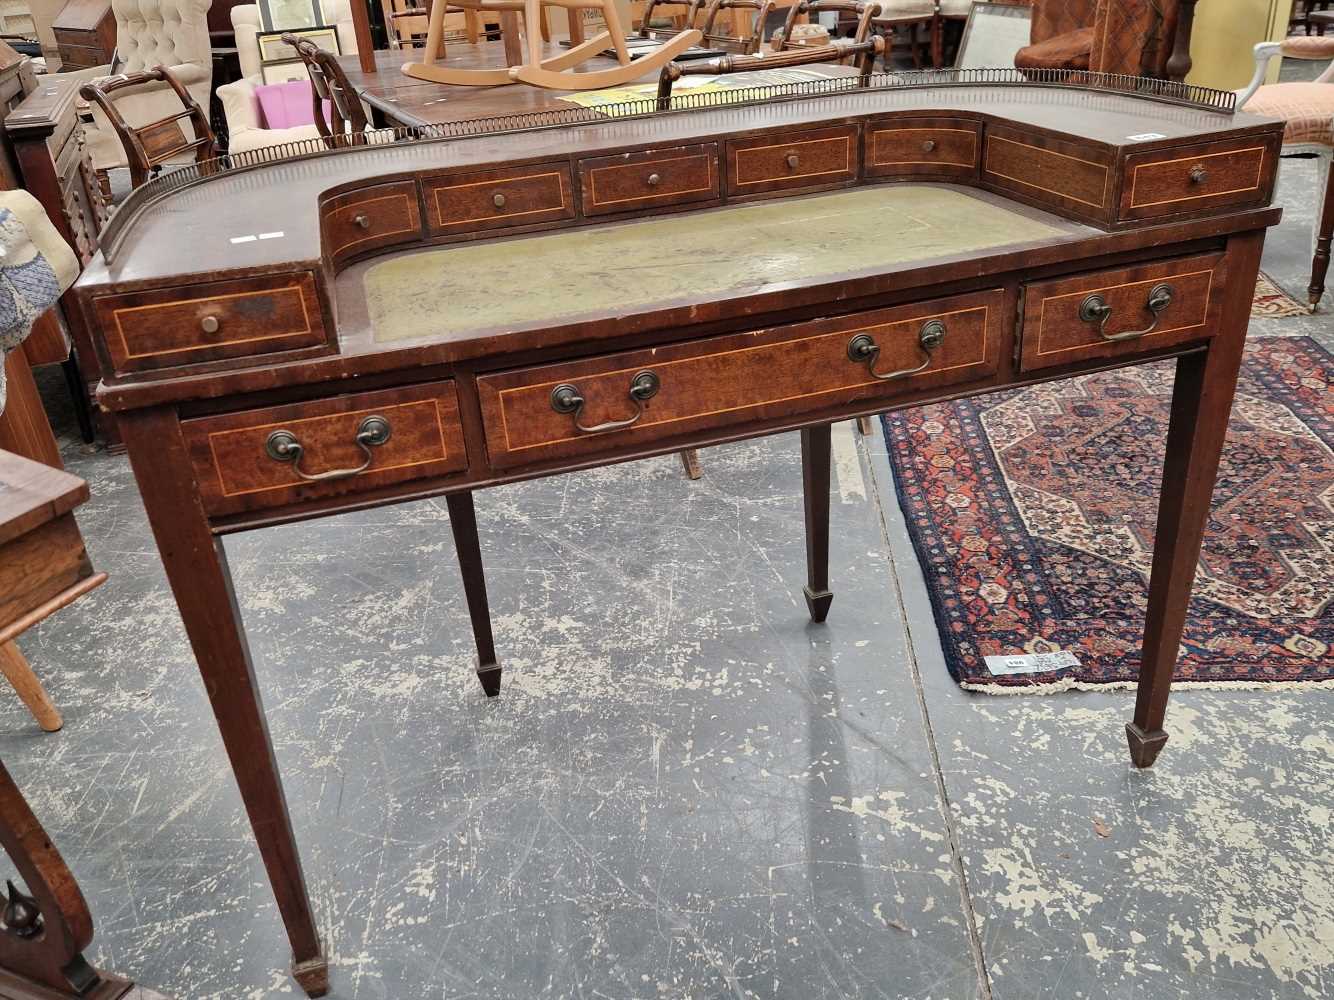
960,677 -> 1334,696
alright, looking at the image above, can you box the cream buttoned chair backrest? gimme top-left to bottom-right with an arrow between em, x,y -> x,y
110,0 -> 212,75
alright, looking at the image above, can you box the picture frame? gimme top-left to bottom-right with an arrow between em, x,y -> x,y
955,1 -> 1033,70
258,0 -> 325,33
261,58 -> 313,84
258,25 -> 340,62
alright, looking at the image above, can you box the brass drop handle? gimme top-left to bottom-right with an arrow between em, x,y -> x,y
492,192 -> 507,208
647,172 -> 661,187
1078,283 -> 1174,343
1188,165 -> 1208,185
200,315 -> 220,334
785,152 -> 799,170
922,139 -> 937,152
264,414 -> 392,482
352,213 -> 370,229
550,370 -> 659,434
847,320 -> 946,381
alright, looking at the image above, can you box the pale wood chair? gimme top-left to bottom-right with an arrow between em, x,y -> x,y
1239,30 -> 1334,309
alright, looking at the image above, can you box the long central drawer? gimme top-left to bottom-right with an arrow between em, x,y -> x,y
476,289 -> 1005,469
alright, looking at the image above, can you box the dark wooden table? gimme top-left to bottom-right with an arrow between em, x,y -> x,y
76,74 -> 1284,997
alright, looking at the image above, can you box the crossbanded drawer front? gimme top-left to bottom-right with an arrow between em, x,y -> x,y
579,144 -> 719,216
182,382 -> 468,516
866,119 -> 980,177
1121,138 -> 1277,221
323,180 -> 422,263
726,126 -> 859,195
477,289 -> 1004,469
424,162 -> 574,235
94,272 -> 328,375
1020,252 -> 1225,372
983,126 -> 1113,221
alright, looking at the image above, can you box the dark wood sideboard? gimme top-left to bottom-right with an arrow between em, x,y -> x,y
73,73 -> 1283,996
52,0 -> 117,71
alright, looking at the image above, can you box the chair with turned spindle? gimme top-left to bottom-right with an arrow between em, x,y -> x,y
777,0 -> 880,52
284,34 -> 377,147
698,0 -> 773,53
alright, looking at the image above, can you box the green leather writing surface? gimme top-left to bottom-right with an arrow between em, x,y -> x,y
365,185 -> 1065,343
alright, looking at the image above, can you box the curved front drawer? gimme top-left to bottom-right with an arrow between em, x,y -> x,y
183,381 -> 468,516
477,289 -> 1005,469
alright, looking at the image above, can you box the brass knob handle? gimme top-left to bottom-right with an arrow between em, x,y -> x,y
647,172 -> 661,187
264,415 -> 392,482
785,153 -> 799,170
200,315 -> 219,334
550,370 -> 660,435
492,192 -> 507,208
352,213 -> 370,229
1078,283 -> 1174,343
847,320 -> 946,382
922,139 -> 937,152
1189,165 -> 1208,185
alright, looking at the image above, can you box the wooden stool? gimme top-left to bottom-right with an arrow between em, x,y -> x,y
0,450 -> 107,732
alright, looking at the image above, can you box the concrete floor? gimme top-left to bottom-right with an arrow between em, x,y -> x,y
1,65 -> 1332,1000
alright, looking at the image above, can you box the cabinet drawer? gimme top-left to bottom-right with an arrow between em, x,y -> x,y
322,180 -> 422,263
478,288 -> 1004,469
423,162 -> 574,236
182,382 -> 469,517
866,118 -> 979,177
579,143 -> 719,216
983,126 -> 1113,222
1120,138 -> 1277,221
726,126 -> 859,195
1019,253 -> 1225,372
93,272 -> 329,375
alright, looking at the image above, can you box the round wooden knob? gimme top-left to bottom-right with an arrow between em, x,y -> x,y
200,315 -> 220,334
352,213 -> 370,229
785,153 -> 799,170
1189,165 -> 1208,185
922,139 -> 936,153
647,172 -> 661,187
492,192 -> 507,208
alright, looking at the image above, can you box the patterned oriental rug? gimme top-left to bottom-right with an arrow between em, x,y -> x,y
882,336 -> 1333,692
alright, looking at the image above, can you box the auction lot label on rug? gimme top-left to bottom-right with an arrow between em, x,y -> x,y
984,652 -> 1081,676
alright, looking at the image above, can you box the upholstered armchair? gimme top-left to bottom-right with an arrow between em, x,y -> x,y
68,0 -> 214,181
1238,34 -> 1334,309
1015,0 -> 1191,79
219,1 -> 360,156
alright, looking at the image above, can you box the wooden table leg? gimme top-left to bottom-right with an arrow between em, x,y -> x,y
118,408 -> 327,997
801,423 -> 833,623
501,9 -> 524,67
0,641 -> 62,732
567,5 -> 585,45
446,491 -> 502,697
1128,230 -> 1264,769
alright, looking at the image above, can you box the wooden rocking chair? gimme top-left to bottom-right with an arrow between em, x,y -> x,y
402,0 -> 703,88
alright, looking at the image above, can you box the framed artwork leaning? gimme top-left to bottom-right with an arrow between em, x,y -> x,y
956,1 -> 1032,69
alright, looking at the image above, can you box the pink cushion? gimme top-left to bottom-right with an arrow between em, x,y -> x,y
255,81 -> 318,129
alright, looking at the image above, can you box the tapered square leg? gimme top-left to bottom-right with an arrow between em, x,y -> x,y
1129,231 -> 1263,768
292,946 -> 330,997
801,424 -> 833,624
446,491 -> 502,697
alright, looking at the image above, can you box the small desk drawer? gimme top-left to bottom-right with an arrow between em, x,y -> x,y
983,126 -> 1113,222
93,272 -> 328,375
579,144 -> 719,216
477,288 -> 1004,469
323,180 -> 422,263
183,382 -> 468,516
1121,138 -> 1276,221
726,126 -> 859,195
1019,252 -> 1225,372
866,119 -> 979,177
424,162 -> 574,235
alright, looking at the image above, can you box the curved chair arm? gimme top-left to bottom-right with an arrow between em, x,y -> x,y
1238,37 -> 1334,107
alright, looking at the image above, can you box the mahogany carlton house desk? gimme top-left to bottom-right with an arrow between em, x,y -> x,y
71,71 -> 1282,995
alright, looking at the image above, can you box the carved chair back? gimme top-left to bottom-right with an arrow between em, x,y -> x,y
283,33 -> 371,146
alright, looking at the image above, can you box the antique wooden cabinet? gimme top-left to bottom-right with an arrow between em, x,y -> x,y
52,0 -> 117,70
72,70 -> 1283,996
